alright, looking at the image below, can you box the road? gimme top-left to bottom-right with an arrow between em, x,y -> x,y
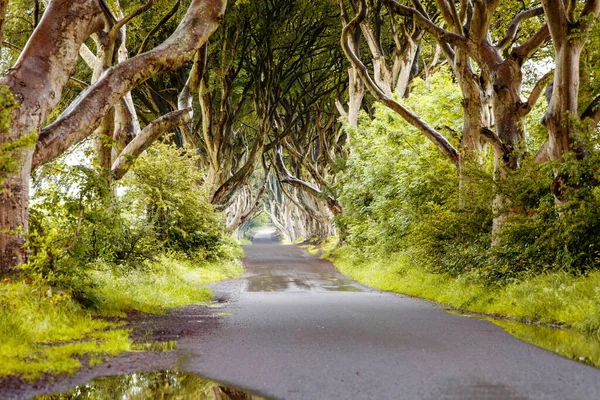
177,229 -> 600,399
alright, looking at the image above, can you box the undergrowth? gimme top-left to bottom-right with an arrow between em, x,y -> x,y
0,140 -> 245,381
0,253 -> 243,381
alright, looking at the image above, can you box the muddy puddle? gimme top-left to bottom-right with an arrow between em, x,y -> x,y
33,370 -> 268,400
491,319 -> 600,368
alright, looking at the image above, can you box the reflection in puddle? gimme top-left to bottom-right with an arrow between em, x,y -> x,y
245,268 -> 363,293
217,312 -> 235,317
492,320 -> 600,367
323,285 -> 362,292
35,370 -> 267,400
130,341 -> 177,352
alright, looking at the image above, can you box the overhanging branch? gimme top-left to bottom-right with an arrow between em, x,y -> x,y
111,109 -> 192,180
32,0 -> 226,169
342,0 -> 460,167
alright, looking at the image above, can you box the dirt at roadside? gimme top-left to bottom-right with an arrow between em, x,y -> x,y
0,302 -> 224,400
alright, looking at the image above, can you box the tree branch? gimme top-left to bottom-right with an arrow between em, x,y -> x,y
33,0 -> 226,168
496,6 -> 544,50
540,0 -> 567,49
383,0 -> 468,50
137,0 -> 181,55
519,70 -> 553,116
343,0 -> 459,167
481,127 -> 513,159
581,0 -> 600,20
111,0 -> 154,38
274,146 -> 341,216
237,162 -> 271,227
581,94 -> 600,127
111,109 -> 192,180
513,24 -> 550,61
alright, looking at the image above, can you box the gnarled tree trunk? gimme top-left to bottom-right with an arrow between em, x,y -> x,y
0,0 -> 105,273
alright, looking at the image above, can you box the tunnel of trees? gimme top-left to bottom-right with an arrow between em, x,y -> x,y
1,0 -> 600,290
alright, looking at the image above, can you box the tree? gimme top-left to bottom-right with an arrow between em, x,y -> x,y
0,0 -> 226,274
540,0 -> 600,200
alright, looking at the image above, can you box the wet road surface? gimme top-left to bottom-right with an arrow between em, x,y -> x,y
177,230 -> 600,399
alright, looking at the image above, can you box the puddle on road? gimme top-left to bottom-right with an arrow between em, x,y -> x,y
323,285 -> 362,292
245,268 -> 363,293
131,340 -> 177,352
491,319 -> 600,368
34,370 -> 268,400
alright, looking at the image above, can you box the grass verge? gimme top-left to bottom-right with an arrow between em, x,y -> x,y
312,238 -> 600,335
0,254 -> 244,381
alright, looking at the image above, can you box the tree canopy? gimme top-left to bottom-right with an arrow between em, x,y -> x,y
0,0 -> 599,283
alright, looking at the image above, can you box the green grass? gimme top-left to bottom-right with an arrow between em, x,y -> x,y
319,239 -> 600,335
0,282 -> 130,380
94,254 -> 244,316
0,254 -> 244,381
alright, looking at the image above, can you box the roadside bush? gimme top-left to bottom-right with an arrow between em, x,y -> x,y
493,147 -> 600,278
26,164 -> 156,305
337,70 -> 600,286
125,141 -> 230,259
25,140 -> 240,306
338,73 -> 493,276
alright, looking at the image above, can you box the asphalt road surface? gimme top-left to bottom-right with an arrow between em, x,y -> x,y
177,229 -> 600,399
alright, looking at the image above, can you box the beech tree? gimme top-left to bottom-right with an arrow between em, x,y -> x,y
540,0 -> 600,199
340,0 -> 599,239
0,0 -> 226,273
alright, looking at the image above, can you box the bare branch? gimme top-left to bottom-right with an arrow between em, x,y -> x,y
383,0 -> 468,49
581,0 -> 600,19
111,0 -> 154,38
33,0 -> 226,168
481,127 -> 513,159
79,43 -> 99,69
533,141 -> 550,163
274,146 -> 342,216
1,40 -> 21,52
68,77 -> 89,90
581,94 -> 600,127
540,0 -> 567,49
513,24 -> 550,61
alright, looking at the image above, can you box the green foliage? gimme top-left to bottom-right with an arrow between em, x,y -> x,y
126,141 -> 232,259
0,281 -> 130,381
337,67 -> 600,288
93,254 -> 244,316
337,72 -> 494,277
26,164 -> 158,306
491,132 -> 600,279
25,140 -> 241,308
330,241 -> 600,336
0,253 -> 244,380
